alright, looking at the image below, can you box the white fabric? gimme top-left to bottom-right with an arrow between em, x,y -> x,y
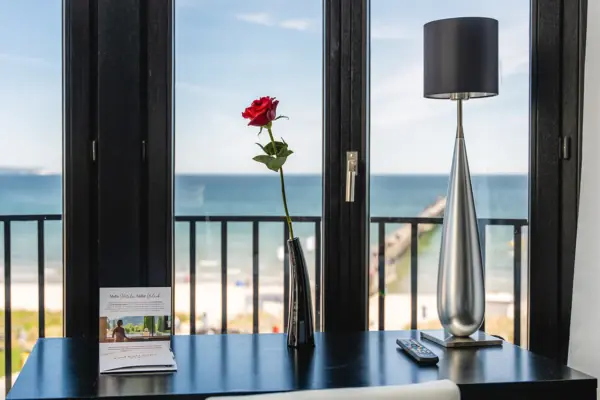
207,379 -> 460,400
569,0 -> 600,382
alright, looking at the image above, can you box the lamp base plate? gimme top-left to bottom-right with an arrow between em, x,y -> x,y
420,330 -> 503,348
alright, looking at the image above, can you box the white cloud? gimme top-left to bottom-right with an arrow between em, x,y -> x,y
279,19 -> 312,31
235,12 -> 273,26
371,64 -> 446,129
235,13 -> 312,31
369,50 -> 529,174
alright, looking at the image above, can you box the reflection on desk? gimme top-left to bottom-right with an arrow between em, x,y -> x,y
6,330 -> 597,400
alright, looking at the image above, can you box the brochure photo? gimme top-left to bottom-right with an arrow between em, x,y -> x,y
99,287 -> 177,374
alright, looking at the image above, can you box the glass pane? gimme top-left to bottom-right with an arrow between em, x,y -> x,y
0,0 -> 63,392
370,0 -> 529,345
174,0 -> 323,334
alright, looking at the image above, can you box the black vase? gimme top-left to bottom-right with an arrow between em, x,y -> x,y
286,238 -> 315,348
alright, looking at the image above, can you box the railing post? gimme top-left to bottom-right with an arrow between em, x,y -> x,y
221,221 -> 228,334
252,221 -> 259,334
478,221 -> 487,332
283,223 -> 289,331
189,222 -> 196,334
410,223 -> 418,330
37,220 -> 46,339
315,221 -> 322,331
4,221 -> 12,392
378,222 -> 385,331
514,225 -> 523,346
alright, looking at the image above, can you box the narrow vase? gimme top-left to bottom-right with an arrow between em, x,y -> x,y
286,238 -> 315,348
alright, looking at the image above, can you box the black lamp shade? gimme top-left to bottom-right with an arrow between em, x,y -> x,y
424,17 -> 499,99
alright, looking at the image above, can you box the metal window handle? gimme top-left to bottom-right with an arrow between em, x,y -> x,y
346,151 -> 358,202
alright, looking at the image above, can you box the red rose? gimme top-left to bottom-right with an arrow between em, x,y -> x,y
242,96 -> 279,127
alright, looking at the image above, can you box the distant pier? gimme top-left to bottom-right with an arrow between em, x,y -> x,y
369,197 -> 446,296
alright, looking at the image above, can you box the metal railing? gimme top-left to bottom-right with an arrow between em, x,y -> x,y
175,215 -> 323,336
0,214 -> 527,392
0,214 -> 61,392
176,215 -> 528,345
370,216 -> 527,345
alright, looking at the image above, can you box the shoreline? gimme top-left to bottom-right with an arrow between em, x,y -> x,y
0,283 -> 517,331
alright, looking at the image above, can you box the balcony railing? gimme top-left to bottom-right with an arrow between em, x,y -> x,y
0,214 -> 527,393
175,215 -> 323,336
0,214 -> 61,393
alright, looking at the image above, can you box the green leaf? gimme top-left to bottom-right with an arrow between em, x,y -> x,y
267,156 -> 288,171
277,148 -> 293,158
257,126 -> 264,136
263,141 -> 287,156
255,143 -> 268,154
253,138 -> 293,172
252,154 -> 291,172
252,155 -> 273,167
274,115 -> 289,121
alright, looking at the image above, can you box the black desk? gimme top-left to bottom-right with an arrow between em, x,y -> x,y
7,330 -> 596,400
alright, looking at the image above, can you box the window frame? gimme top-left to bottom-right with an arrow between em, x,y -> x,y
63,0 -> 585,364
529,0 -> 586,363
64,0 -> 174,340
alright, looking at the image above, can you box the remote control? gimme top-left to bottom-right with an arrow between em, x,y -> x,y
396,338 -> 439,365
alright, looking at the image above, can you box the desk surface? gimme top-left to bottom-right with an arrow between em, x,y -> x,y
7,330 -> 597,400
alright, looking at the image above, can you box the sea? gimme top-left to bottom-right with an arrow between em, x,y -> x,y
0,174 -> 528,294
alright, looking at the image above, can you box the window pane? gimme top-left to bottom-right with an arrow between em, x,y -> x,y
174,0 -> 322,334
370,0 -> 529,345
0,0 -> 63,391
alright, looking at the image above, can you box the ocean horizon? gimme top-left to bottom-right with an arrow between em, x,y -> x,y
0,173 -> 527,294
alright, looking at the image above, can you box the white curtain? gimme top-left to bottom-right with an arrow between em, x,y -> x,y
568,0 -> 600,381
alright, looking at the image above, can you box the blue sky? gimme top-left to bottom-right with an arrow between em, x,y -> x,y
0,0 -> 529,174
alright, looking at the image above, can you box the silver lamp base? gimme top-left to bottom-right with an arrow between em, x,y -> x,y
420,330 -> 502,348
437,99 -> 485,337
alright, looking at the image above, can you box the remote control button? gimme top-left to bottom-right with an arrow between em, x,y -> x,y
396,338 -> 439,366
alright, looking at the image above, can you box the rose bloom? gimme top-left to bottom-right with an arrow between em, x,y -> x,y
242,96 -> 279,127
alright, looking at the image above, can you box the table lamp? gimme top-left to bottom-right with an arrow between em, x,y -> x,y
422,17 -> 499,340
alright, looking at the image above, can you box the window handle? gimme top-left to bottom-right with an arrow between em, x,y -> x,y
346,151 -> 358,202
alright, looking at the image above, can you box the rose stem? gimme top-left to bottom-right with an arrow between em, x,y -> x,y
267,126 -> 294,240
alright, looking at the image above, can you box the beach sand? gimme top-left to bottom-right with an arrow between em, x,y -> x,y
0,282 -> 287,328
0,282 -> 262,313
0,282 -> 516,333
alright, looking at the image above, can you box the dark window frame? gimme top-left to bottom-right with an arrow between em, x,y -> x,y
63,0 -> 584,363
64,0 -> 97,339
323,0 -> 586,359
322,0 -> 370,332
64,0 -> 173,339
529,0 -> 585,363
